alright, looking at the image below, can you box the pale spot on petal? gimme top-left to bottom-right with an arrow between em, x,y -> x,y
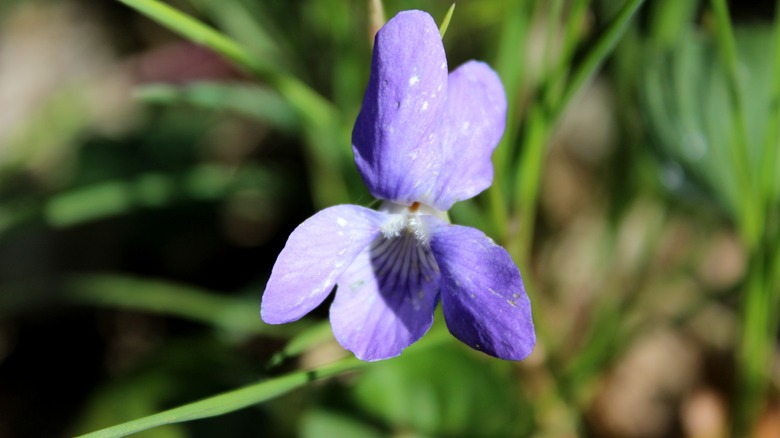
409,75 -> 420,86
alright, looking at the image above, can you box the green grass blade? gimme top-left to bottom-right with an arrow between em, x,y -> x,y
555,0 -> 646,117
66,274 -> 299,337
511,0 -> 646,262
266,321 -> 334,368
486,0 -> 532,241
118,0 -> 270,77
761,0 -> 780,204
709,0 -> 759,247
42,165 -> 281,228
76,357 -> 365,438
119,0 -> 350,207
135,82 -> 299,131
439,3 -> 456,38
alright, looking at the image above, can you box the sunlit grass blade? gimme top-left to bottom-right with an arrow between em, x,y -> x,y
511,0 -> 646,262
76,357 -> 366,438
554,0 -> 646,118
118,0 -> 271,77
187,0 -> 287,71
119,0 -> 351,207
42,165 -> 283,228
761,0 -> 780,204
136,82 -> 298,131
486,0 -> 532,240
648,0 -> 699,49
66,274 -> 303,337
709,0 -> 758,249
439,3 -> 456,38
266,321 -> 334,368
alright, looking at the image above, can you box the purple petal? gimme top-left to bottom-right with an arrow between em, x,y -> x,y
261,205 -> 387,324
330,233 -> 441,361
352,10 -> 449,207
353,10 -> 507,211
429,61 -> 507,209
425,218 -> 535,360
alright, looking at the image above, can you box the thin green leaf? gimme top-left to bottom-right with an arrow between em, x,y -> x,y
266,321 -> 333,368
66,274 -> 300,337
555,0 -> 646,117
710,0 -> 759,248
76,357 -> 366,438
486,0 -> 533,240
761,0 -> 780,204
42,165 -> 281,228
118,0 -> 270,77
439,3 -> 456,38
187,0 -> 286,70
119,0 -> 351,207
135,82 -> 298,131
511,0 -> 646,262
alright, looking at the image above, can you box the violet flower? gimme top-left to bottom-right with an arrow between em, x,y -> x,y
261,10 -> 535,361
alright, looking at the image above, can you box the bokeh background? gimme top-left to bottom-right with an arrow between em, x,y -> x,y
2,0 -> 780,436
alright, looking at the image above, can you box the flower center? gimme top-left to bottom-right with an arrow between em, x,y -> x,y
378,201 -> 448,245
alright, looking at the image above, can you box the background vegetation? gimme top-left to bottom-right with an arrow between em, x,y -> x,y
1,0 -> 780,436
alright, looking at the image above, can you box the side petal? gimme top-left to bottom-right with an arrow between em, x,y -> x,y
261,205 -> 387,324
352,10 -> 448,206
425,218 -> 535,360
330,232 -> 441,361
429,61 -> 507,210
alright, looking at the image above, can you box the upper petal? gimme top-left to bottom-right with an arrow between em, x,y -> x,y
330,232 -> 441,361
261,205 -> 388,324
428,61 -> 507,210
352,10 -> 448,206
425,218 -> 535,360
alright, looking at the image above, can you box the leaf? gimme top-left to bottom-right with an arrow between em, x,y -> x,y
118,0 -> 270,77
135,82 -> 298,131
41,165 -> 282,228
299,410 -> 384,438
641,27 -> 777,218
65,274 -> 303,338
438,4 -> 456,38
353,343 -> 531,437
76,357 -> 366,438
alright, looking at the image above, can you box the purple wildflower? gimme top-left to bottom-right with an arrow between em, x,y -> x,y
261,10 -> 535,361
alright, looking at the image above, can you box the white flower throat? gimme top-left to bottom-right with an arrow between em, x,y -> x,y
378,201 -> 448,246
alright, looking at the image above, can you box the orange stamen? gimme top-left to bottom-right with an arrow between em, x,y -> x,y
409,202 -> 421,212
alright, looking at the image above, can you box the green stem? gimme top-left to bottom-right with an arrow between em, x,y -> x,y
509,0 -> 646,263
511,105 -> 549,265
77,357 -> 366,438
487,0 -> 531,242
709,0 -> 760,249
544,0 -> 590,111
118,0 -> 270,77
733,250 -> 772,436
553,0 -> 646,120
761,0 -> 780,209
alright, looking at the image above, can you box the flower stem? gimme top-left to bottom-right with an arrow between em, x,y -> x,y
709,0 -> 760,250
77,357 -> 367,438
733,249 -> 774,436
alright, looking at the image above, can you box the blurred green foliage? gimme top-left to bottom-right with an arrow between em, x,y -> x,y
1,0 -> 780,437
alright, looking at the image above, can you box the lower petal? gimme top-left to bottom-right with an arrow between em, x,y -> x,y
331,232 -> 441,361
261,205 -> 387,324
425,218 -> 535,360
